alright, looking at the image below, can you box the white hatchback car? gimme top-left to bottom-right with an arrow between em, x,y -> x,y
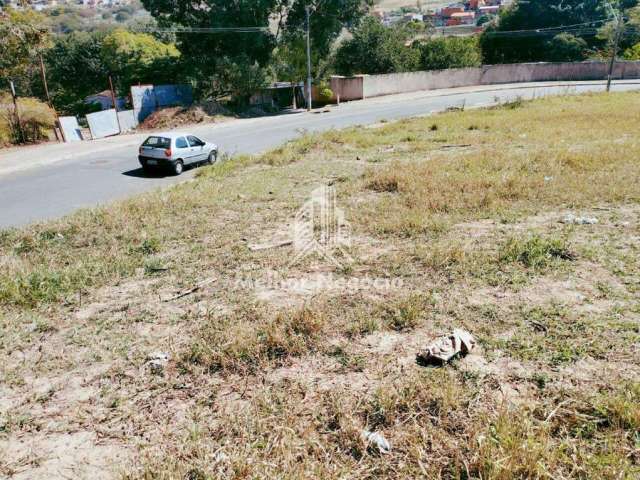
138,132 -> 218,175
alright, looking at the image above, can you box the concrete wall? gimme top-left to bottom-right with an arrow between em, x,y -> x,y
59,116 -> 83,142
330,75 -> 364,101
331,61 -> 640,101
86,109 -> 120,139
117,110 -> 138,132
362,67 -> 481,98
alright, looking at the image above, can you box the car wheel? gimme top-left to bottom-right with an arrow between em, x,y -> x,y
172,160 -> 184,176
207,150 -> 218,165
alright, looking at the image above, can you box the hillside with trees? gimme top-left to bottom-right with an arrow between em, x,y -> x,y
3,0 -> 640,146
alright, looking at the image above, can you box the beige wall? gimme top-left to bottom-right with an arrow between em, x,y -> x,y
330,75 -> 365,101
330,61 -> 640,101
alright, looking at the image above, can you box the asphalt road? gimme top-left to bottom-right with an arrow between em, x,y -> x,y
1,81 -> 639,229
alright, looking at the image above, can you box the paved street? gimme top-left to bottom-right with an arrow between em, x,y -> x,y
1,80 -> 639,228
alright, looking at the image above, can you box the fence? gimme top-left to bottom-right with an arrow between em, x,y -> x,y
330,61 -> 640,101
60,82 -> 191,142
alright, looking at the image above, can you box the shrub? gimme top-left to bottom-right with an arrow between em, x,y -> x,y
318,82 -> 334,103
417,36 -> 482,71
0,94 -> 56,145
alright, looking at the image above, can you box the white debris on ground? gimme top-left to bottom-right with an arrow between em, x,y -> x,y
146,352 -> 170,374
560,213 -> 598,225
416,328 -> 476,365
361,430 -> 391,454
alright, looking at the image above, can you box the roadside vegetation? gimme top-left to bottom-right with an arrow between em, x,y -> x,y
5,0 -> 640,147
1,92 -> 639,478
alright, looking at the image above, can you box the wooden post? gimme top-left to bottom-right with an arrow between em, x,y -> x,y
39,54 -> 64,142
109,75 -> 122,133
9,81 -> 24,144
292,83 -> 297,110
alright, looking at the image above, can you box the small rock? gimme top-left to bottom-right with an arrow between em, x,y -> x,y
544,176 -> 554,182
146,351 -> 169,374
362,430 -> 391,454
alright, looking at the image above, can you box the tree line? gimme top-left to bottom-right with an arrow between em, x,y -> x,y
2,0 -> 640,143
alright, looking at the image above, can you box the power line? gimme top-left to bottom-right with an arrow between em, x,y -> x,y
484,19 -> 609,35
133,26 -> 269,34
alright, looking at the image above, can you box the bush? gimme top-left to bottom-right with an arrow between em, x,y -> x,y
623,42 -> 640,60
0,94 -> 56,146
417,36 -> 482,71
546,33 -> 588,62
317,81 -> 334,103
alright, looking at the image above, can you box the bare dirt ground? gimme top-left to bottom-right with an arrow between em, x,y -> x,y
1,92 -> 639,479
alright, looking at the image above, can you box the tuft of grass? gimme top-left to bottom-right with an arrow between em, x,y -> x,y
500,234 -> 575,269
366,170 -> 400,193
184,304 -> 327,374
380,293 -> 428,331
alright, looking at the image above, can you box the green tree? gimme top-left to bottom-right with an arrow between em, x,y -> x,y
546,33 -> 588,61
0,9 -> 50,93
140,0 -> 371,99
44,31 -> 110,114
101,29 -> 181,93
479,0 -> 617,64
333,16 -> 421,75
281,0 -> 372,67
418,36 -> 481,70
141,0 -> 278,98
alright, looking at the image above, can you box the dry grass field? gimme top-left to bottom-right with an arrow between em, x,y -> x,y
1,92 -> 639,479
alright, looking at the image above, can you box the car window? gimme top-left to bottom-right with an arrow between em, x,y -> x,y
175,137 -> 188,148
187,136 -> 203,147
142,136 -> 170,148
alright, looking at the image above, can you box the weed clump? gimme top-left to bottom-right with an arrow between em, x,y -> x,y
500,234 -> 575,269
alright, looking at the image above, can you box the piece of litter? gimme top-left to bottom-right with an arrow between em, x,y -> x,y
544,176 -> 553,182
146,351 -> 169,374
163,277 -> 217,302
560,214 -> 598,225
416,328 -> 476,365
361,430 -> 391,454
248,239 -> 293,251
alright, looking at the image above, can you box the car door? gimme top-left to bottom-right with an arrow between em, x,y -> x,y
175,136 -> 194,163
187,136 -> 207,161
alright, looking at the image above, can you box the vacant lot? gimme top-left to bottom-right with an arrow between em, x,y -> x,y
1,92 -> 639,479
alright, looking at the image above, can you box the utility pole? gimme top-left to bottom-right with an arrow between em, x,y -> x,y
9,80 -> 24,144
606,4 -> 624,92
108,75 -> 122,132
39,54 -> 63,142
305,5 -> 312,111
